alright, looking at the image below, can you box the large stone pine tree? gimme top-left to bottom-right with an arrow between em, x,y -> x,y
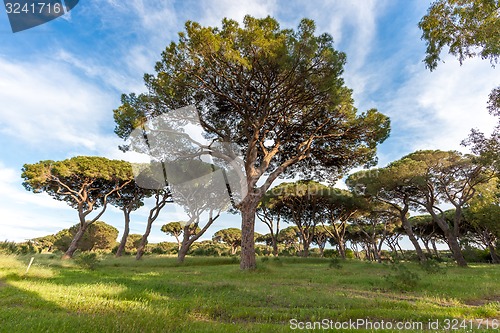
114,16 -> 390,269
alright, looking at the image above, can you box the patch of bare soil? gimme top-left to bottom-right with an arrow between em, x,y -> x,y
464,295 -> 500,307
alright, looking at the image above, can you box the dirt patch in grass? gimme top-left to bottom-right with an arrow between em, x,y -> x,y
0,280 -> 7,288
464,295 -> 500,306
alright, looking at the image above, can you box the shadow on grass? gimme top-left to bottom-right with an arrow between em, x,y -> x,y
0,276 -> 93,332
2,255 -> 499,332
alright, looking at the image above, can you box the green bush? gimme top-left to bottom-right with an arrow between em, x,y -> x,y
462,247 -> 491,263
17,242 -> 38,255
0,241 -> 39,255
74,252 -> 100,270
189,241 -> 231,257
419,259 -> 445,274
328,258 -> 343,269
148,242 -> 178,255
344,249 -> 355,259
384,264 -> 421,291
0,240 -> 18,254
323,249 -> 339,258
254,245 -> 269,256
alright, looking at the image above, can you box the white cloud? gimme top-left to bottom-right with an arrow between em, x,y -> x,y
276,0 -> 386,99
0,56 -> 117,151
56,50 -> 144,93
384,55 -> 498,154
198,0 -> 278,26
0,163 -> 76,241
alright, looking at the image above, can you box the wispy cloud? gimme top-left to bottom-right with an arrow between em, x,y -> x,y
381,55 -> 498,157
0,56 -> 117,151
0,163 -> 76,241
197,0 -> 277,26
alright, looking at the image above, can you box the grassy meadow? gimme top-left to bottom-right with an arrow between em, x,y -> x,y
0,254 -> 499,332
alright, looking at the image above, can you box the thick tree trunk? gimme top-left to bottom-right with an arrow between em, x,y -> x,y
421,202 -> 467,266
178,239 -> 192,263
338,238 -> 346,259
271,237 -> 278,257
177,228 -> 197,263
115,210 -> 130,257
302,240 -> 310,257
484,231 -> 500,264
240,198 -> 258,270
488,243 -> 500,264
401,216 -> 426,262
62,223 -> 88,259
445,230 -> 467,267
364,245 -> 371,261
136,218 -> 153,260
430,211 -> 467,266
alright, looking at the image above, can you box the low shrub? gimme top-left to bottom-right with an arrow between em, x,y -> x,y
328,258 -> 343,269
462,247 -> 491,263
0,241 -> 39,255
419,259 -> 445,274
384,264 -> 421,291
74,252 -> 100,270
322,249 -> 338,258
0,240 -> 18,254
344,249 -> 355,259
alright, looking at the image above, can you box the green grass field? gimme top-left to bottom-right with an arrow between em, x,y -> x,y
0,254 -> 499,332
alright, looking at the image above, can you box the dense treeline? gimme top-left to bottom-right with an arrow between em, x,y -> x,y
18,149 -> 499,267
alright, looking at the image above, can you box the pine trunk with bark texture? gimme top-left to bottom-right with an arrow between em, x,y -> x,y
62,223 -> 89,259
240,197 -> 259,270
115,209 -> 131,257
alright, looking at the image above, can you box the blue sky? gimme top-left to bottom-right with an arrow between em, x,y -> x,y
0,0 -> 498,244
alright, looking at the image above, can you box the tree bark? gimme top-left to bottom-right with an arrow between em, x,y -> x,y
136,220 -> 153,260
401,215 -> 427,262
483,231 -> 500,264
62,223 -> 89,259
240,197 -> 258,269
431,239 -> 440,257
178,238 -> 192,263
136,191 -> 170,260
178,212 -> 220,263
488,243 -> 500,264
338,238 -> 346,259
115,209 -> 131,257
271,237 -> 278,257
429,210 -> 467,266
302,239 -> 310,257
445,229 -> 468,266
364,245 -> 371,261
63,197 -> 111,259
